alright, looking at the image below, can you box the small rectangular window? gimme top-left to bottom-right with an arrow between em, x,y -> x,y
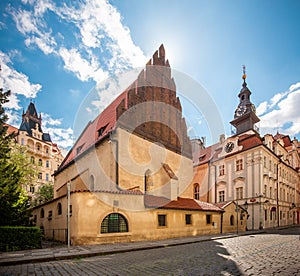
158,214 -> 167,227
219,191 -> 225,202
219,165 -> 225,176
236,159 -> 243,171
185,214 -> 192,225
206,214 -> 212,224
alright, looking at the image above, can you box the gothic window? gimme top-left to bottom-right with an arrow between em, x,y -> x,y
230,215 -> 234,226
90,175 -> 95,191
101,213 -> 128,233
144,170 -> 152,193
57,203 -> 62,215
193,183 -> 200,200
40,208 -> 44,218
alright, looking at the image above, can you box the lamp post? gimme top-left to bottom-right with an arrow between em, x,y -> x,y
235,201 -> 239,235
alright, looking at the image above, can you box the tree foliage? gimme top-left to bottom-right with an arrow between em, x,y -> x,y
0,88 -> 30,226
32,182 -> 54,206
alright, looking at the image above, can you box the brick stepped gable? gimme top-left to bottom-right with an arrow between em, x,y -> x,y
116,44 -> 192,158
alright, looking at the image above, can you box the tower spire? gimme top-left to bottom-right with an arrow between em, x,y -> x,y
242,65 -> 247,87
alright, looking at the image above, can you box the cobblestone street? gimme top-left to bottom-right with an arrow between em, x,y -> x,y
1,227 -> 299,275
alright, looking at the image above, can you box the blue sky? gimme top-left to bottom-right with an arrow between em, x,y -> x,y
1,0 -> 300,152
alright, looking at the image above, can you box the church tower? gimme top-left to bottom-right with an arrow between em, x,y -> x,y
230,66 -> 260,135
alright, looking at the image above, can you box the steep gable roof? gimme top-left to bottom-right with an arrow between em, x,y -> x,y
59,91 -> 128,169
58,44 -> 192,172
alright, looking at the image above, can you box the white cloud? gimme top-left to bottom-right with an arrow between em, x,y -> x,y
56,0 -> 146,69
41,112 -> 62,126
258,83 -> 300,137
58,47 -> 108,83
256,101 -> 268,116
0,51 -> 42,109
44,126 -> 74,149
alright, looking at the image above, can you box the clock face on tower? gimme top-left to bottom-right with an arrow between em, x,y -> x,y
235,105 -> 247,117
224,142 -> 234,153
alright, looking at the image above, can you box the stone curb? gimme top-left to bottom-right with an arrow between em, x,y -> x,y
0,230 -> 266,266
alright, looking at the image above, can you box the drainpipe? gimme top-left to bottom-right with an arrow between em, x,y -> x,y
110,135 -> 119,187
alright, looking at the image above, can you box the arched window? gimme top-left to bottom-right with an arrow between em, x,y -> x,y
193,183 -> 200,200
230,215 -> 234,226
101,213 -> 128,233
31,156 -> 35,164
90,175 -> 95,191
57,203 -> 62,215
144,169 -> 152,193
40,208 -> 44,218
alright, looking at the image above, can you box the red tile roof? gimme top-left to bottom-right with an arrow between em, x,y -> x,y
4,124 -> 18,135
59,90 -> 128,169
145,196 -> 223,211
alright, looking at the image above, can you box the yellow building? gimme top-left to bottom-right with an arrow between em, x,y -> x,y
7,102 -> 64,197
32,45 -> 224,245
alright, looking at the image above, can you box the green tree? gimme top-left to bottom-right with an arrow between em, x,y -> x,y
32,182 -> 54,206
0,88 -> 30,226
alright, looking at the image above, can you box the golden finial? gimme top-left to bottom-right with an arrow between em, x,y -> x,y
242,65 -> 247,80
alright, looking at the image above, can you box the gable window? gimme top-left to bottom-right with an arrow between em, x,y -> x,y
219,165 -> 225,176
236,159 -> 243,171
219,191 -> 225,202
101,213 -> 128,233
193,183 -> 200,200
158,214 -> 167,227
206,214 -> 212,224
236,187 -> 243,200
185,214 -> 192,225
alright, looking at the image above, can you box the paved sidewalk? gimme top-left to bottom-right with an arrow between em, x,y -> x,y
0,230 -> 265,266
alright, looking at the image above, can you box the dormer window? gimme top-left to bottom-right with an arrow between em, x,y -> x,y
198,154 -> 206,161
76,144 -> 85,154
98,124 -> 109,137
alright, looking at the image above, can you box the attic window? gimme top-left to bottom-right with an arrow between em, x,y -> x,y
98,124 -> 109,137
76,144 -> 85,154
198,154 -> 206,161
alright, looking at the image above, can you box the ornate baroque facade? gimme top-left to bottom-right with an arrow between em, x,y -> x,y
192,71 -> 300,230
7,102 -> 64,196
